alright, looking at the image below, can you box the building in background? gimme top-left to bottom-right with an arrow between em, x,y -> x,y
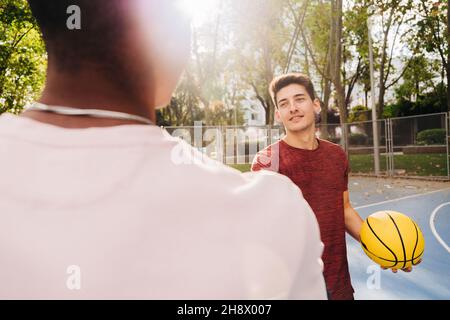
242,100 -> 266,126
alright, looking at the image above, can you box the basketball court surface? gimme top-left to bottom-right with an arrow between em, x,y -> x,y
347,177 -> 450,299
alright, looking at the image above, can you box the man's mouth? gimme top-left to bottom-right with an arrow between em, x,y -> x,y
290,115 -> 304,121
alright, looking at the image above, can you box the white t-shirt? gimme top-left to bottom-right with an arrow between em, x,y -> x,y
0,113 -> 326,300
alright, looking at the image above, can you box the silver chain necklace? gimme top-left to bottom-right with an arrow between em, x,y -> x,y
26,102 -> 154,125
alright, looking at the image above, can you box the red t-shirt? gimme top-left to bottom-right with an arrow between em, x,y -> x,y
251,138 -> 354,300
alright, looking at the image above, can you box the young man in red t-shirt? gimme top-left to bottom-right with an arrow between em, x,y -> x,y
251,73 -> 414,300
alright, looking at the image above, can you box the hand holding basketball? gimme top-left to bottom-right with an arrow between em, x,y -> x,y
380,258 -> 422,273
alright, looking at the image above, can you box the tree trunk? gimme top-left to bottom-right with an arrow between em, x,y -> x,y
304,48 -> 311,78
320,79 -> 331,140
364,90 -> 368,108
263,42 -> 275,125
265,103 -> 272,125
378,55 -> 386,119
447,0 -> 450,112
378,86 -> 385,119
336,0 -> 347,149
330,0 -> 347,148
378,6 -> 395,119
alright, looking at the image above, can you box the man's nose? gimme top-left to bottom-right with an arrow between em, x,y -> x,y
289,102 -> 299,113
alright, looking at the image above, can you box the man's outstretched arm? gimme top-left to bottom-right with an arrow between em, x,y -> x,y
343,191 -> 363,242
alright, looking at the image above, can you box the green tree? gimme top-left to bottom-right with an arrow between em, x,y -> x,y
394,55 -> 438,101
349,105 -> 370,122
290,0 -> 332,137
384,83 -> 447,117
0,0 -> 46,115
343,2 -> 375,110
414,0 -> 449,111
156,73 -> 204,126
230,0 -> 291,125
370,0 -> 415,118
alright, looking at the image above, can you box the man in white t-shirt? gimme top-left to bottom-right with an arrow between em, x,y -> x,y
0,0 -> 326,299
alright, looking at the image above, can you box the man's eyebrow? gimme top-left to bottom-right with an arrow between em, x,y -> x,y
278,98 -> 288,104
278,93 -> 306,104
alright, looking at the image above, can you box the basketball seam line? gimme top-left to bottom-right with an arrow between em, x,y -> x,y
366,217 -> 398,268
411,219 -> 420,266
386,212 -> 407,269
361,247 -> 423,263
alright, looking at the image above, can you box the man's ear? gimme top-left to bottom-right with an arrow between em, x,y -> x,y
274,108 -> 282,124
313,98 -> 322,115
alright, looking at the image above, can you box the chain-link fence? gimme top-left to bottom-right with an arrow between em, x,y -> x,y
386,113 -> 449,179
165,112 -> 450,180
165,124 -> 285,165
317,119 -> 389,177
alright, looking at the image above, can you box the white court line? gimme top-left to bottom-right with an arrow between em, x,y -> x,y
354,188 -> 450,210
429,202 -> 450,254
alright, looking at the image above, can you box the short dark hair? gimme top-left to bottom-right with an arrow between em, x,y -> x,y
269,73 -> 317,107
27,0 -> 127,70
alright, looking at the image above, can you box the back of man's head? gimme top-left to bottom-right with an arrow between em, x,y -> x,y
27,0 -> 191,109
28,0 -> 127,70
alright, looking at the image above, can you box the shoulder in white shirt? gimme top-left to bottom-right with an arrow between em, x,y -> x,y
0,114 -> 326,299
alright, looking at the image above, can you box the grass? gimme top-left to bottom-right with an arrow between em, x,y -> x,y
229,154 -> 448,177
229,163 -> 252,173
349,154 -> 388,173
350,153 -> 448,177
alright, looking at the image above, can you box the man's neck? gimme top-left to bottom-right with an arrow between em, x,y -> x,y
283,128 -> 318,150
20,66 -> 155,128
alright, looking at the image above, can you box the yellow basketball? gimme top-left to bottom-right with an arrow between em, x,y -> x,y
360,210 -> 425,269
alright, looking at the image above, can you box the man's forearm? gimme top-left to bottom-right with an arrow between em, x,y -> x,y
344,207 -> 364,242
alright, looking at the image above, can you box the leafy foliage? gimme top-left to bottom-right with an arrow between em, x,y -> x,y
416,128 -> 446,145
0,0 -> 46,115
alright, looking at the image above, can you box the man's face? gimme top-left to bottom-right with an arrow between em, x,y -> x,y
275,84 -> 321,133
126,0 -> 191,108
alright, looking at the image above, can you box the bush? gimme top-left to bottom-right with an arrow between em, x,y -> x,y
416,129 -> 446,145
349,133 -> 369,145
349,105 -> 370,123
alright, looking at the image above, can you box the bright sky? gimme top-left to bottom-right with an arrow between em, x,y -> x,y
177,0 -> 222,27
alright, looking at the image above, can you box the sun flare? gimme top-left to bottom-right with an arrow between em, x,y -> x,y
177,0 -> 221,26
